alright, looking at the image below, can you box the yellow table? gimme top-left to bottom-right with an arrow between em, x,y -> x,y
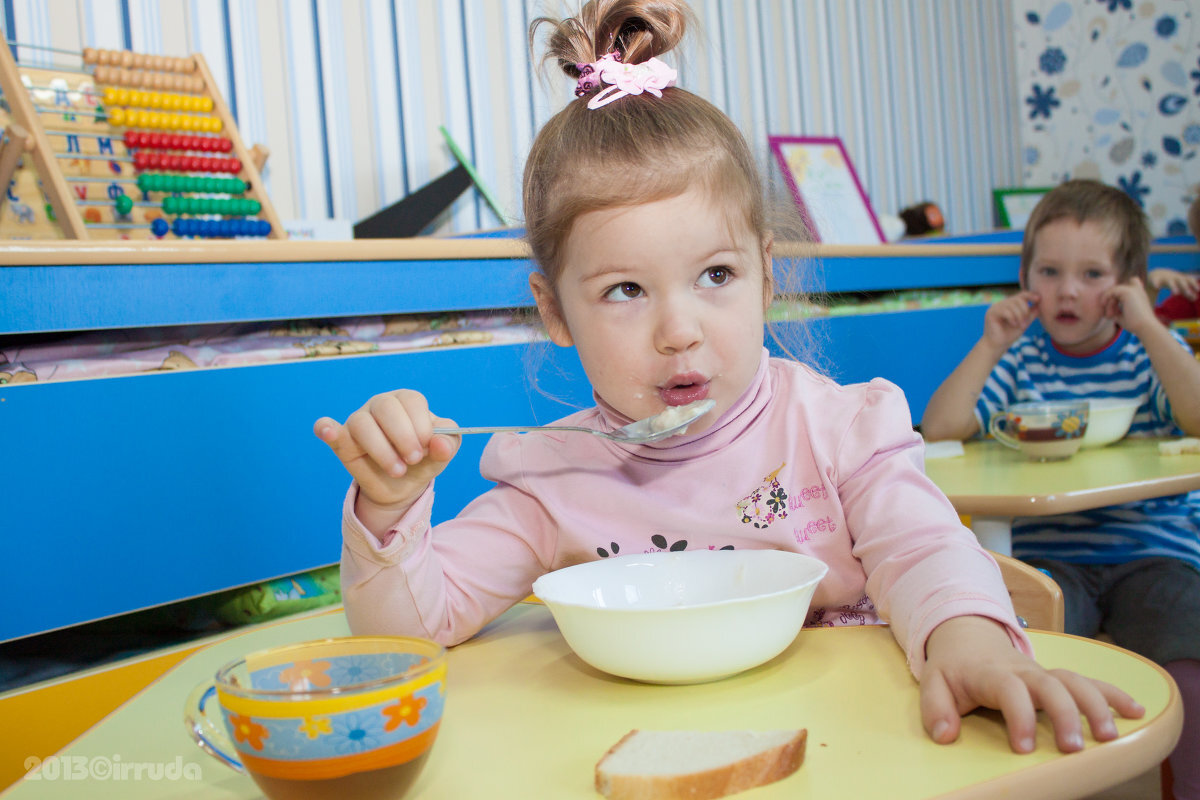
0,604 -> 1182,800
925,438 -> 1200,554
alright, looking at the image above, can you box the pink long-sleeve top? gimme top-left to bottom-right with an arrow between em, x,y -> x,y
342,349 -> 1031,677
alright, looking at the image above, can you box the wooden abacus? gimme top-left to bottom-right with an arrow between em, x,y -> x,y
0,38 -> 284,240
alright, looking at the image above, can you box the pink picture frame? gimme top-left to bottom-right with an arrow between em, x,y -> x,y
768,135 -> 885,244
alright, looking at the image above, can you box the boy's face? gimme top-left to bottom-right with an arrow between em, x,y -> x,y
531,187 -> 770,436
1025,217 -> 1123,355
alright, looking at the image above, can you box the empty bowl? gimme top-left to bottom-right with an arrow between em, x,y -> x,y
531,549 -> 828,685
1082,398 -> 1139,448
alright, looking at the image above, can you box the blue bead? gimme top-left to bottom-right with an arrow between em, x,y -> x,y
151,218 -> 169,237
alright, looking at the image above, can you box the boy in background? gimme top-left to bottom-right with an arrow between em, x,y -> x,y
1151,192 -> 1200,322
921,179 -> 1200,798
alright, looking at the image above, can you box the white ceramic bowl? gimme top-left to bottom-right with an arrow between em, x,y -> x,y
1082,398 -> 1139,448
531,549 -> 828,684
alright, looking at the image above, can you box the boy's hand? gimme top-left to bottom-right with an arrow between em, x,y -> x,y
921,616 -> 1144,753
314,389 -> 461,511
983,291 -> 1039,351
1103,277 -> 1158,336
1148,268 -> 1200,300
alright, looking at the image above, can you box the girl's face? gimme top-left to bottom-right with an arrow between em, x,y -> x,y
531,187 -> 770,436
1025,217 -> 1123,355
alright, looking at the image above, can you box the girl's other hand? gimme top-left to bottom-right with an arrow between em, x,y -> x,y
921,616 -> 1144,754
314,389 -> 461,512
983,291 -> 1039,351
1148,268 -> 1200,300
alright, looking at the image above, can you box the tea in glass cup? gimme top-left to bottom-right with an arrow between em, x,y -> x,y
185,636 -> 446,800
989,400 -> 1089,461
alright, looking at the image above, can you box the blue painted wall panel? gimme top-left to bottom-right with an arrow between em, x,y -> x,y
0,342 -> 591,641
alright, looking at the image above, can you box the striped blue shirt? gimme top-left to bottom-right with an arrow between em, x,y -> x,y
973,324 -> 1200,571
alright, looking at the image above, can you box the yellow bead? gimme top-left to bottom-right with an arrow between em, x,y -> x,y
115,88 -> 130,105
148,92 -> 162,109
200,96 -> 213,112
103,87 -> 117,105
108,107 -> 125,126
210,117 -> 222,133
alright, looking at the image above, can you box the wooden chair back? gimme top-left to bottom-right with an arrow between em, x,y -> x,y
989,551 -> 1065,632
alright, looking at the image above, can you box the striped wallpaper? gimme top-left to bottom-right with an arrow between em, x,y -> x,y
1,0 -> 1021,236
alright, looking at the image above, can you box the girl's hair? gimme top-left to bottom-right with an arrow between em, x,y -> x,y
524,0 -> 768,296
1020,178 -> 1150,286
520,0 -> 824,394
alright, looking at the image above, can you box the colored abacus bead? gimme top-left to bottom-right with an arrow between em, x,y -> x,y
114,194 -> 134,215
151,217 -> 169,237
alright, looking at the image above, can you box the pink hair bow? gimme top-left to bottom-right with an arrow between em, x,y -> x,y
575,52 -> 678,109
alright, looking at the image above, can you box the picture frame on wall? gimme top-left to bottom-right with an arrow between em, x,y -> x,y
992,187 -> 1052,230
768,135 -> 884,245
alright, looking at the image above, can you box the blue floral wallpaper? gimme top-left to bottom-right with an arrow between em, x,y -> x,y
1016,0 -> 1200,236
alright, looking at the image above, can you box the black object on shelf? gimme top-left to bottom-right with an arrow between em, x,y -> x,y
353,164 -> 472,239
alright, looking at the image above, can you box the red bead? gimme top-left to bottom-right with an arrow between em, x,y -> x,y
229,158 -> 242,173
219,138 -> 232,152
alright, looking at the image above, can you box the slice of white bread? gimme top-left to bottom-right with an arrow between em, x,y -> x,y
1160,437 -> 1200,455
595,729 -> 807,800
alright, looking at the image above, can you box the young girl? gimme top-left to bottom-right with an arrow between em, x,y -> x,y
315,0 -> 1141,757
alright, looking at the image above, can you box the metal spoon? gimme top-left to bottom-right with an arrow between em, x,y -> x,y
432,398 -> 716,445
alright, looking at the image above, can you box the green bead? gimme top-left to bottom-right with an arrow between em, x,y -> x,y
162,196 -> 176,214
114,194 -> 133,215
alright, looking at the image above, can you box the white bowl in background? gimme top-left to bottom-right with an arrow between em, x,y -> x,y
1082,398 -> 1140,448
531,549 -> 828,684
